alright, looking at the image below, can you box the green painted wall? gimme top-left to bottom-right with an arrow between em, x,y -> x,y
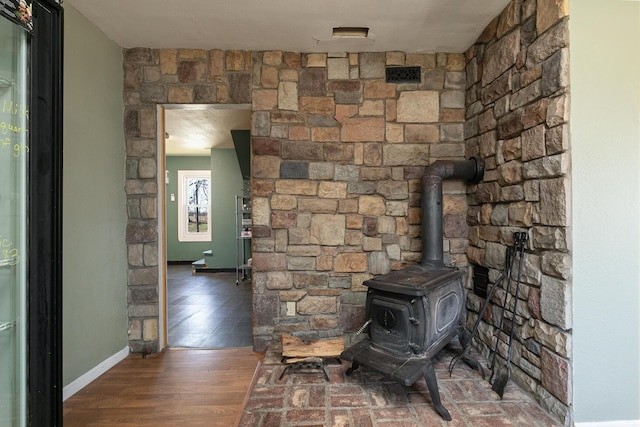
165,150 -> 243,268
209,148 -> 245,268
62,5 -> 128,386
571,0 -> 640,423
231,130 -> 251,180
165,156 -> 212,261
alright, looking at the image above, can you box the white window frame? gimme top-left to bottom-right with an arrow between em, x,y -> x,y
177,170 -> 211,242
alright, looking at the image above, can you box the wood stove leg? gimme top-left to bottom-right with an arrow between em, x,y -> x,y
345,361 -> 359,376
423,362 -> 452,421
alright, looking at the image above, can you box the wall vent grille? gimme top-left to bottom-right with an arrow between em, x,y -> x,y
472,264 -> 489,298
385,66 -> 421,83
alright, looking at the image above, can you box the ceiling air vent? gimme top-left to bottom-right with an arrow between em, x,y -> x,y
385,66 -> 421,83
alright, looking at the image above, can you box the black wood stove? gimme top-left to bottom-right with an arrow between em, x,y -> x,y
341,158 -> 484,421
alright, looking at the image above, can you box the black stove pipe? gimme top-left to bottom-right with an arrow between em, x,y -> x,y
421,157 -> 484,268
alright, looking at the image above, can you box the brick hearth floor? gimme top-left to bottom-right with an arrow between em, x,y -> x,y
238,343 -> 561,427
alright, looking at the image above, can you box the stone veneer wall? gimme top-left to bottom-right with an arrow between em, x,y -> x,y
123,48 -> 253,353
250,51 -> 473,352
463,0 -> 571,423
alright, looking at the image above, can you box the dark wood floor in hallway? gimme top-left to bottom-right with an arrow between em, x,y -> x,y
63,348 -> 262,427
167,265 -> 252,348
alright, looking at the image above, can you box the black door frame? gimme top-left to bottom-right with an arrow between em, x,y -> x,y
26,1 -> 63,425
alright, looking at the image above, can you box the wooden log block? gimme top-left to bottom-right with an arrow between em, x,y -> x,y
281,334 -> 344,358
283,357 -> 323,365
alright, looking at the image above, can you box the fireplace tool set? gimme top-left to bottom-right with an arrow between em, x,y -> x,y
448,231 -> 528,398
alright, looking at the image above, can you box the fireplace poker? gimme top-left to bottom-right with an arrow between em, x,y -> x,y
448,246 -> 514,378
492,231 -> 528,398
489,237 -> 519,383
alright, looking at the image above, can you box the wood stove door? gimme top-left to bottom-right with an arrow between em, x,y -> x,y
367,292 -> 425,355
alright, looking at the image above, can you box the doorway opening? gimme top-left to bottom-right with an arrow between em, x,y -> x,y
159,104 -> 252,348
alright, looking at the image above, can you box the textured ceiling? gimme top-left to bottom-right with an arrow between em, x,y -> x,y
65,0 -> 510,53
163,106 -> 251,156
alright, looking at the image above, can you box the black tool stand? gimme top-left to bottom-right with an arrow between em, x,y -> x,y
279,356 -> 330,381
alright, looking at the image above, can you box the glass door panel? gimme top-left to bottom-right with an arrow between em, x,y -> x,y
0,15 -> 28,427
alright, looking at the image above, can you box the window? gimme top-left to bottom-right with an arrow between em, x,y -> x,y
177,170 -> 211,242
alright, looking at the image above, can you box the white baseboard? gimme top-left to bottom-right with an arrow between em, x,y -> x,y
576,421 -> 640,427
63,346 -> 129,401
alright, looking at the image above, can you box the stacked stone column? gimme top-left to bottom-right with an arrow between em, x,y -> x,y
123,48 -> 252,352
464,0 -> 571,422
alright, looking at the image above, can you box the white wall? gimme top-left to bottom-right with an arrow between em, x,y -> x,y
63,4 -> 128,386
571,0 -> 640,423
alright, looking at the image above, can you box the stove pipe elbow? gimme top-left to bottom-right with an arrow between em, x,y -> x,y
421,157 -> 484,268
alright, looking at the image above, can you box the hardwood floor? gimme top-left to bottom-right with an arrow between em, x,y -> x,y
167,265 -> 252,348
63,348 -> 262,427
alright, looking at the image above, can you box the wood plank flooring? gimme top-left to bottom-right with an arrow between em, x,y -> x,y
167,265 -> 252,348
63,348 -> 262,427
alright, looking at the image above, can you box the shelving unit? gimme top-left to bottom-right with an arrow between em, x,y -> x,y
235,194 -> 252,285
